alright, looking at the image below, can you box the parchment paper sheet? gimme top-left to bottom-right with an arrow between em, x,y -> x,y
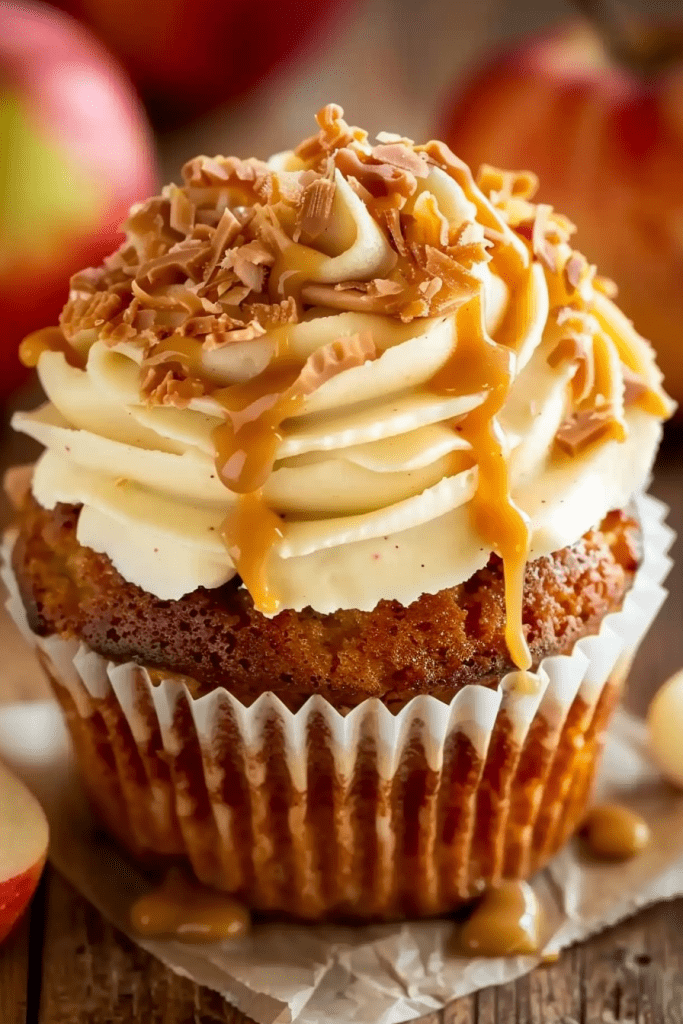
2,700 -> 683,1024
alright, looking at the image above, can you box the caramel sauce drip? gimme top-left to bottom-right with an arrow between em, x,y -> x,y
19,327 -> 85,370
431,293 -> 532,670
148,334 -> 206,377
454,880 -> 542,957
581,803 -> 651,860
130,868 -> 250,943
512,670 -> 542,695
219,492 -> 285,614
268,241 -> 327,307
213,363 -> 302,493
210,242 -> 329,613
212,325 -> 304,613
146,667 -> 196,687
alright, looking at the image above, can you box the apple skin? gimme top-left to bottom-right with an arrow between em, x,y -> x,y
0,1 -> 157,399
53,0 -> 350,126
443,21 -> 683,410
0,761 -> 49,944
0,857 -> 46,944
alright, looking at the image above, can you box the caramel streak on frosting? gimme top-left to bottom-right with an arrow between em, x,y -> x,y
12,104 -> 673,664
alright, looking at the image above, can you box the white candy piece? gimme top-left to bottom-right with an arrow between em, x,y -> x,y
648,670 -> 683,789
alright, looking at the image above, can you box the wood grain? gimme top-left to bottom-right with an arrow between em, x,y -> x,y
0,913 -> 30,1024
38,871 -> 251,1024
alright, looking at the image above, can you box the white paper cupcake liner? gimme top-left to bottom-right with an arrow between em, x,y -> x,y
2,492 -> 673,921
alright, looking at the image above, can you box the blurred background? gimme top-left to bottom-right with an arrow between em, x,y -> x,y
0,0 -> 681,708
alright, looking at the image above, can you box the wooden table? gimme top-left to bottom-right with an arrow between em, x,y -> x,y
1,415 -> 682,1024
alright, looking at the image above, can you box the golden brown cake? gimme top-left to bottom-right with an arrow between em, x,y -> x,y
4,104 -> 673,921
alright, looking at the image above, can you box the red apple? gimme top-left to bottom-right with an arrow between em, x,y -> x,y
443,21 -> 683,409
53,0 -> 350,125
0,760 -> 49,943
0,1 -> 157,398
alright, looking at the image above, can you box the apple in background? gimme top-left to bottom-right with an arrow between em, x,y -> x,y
0,760 -> 49,943
52,0 -> 350,126
0,1 -> 157,399
443,20 -> 683,411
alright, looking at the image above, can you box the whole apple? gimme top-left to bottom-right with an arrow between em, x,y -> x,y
444,21 -> 683,410
0,1 -> 157,399
53,0 -> 350,125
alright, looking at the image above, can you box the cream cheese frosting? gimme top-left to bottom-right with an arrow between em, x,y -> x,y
13,105 -> 673,669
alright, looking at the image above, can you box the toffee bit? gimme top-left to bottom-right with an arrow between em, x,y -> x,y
203,207 -> 243,281
167,184 -> 195,236
60,292 -> 124,340
482,225 -> 508,246
594,275 -> 618,298
220,239 -> 274,292
181,154 -> 271,190
294,331 -> 377,395
334,146 -> 418,200
621,363 -> 649,406
376,130 -> 415,145
345,174 -> 374,205
295,103 -> 366,163
246,297 -> 298,327
370,142 -> 429,178
477,164 -> 539,203
383,206 -> 409,256
548,332 -> 595,404
136,242 -> 211,287
294,176 -> 337,242
555,407 -> 616,456
564,251 -> 587,291
203,319 -> 266,350
532,204 -> 559,272
69,266 -> 105,296
141,364 -> 206,407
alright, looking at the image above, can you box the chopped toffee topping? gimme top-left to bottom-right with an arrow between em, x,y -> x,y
294,331 -> 376,396
34,103 -> 671,666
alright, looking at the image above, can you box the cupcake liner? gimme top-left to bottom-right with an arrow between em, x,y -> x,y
2,493 -> 674,921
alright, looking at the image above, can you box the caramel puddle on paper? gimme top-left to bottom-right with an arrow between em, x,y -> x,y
581,803 -> 651,860
451,880 -> 542,957
131,868 -> 250,943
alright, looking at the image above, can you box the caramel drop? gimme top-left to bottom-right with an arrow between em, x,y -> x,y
19,327 -> 85,369
130,868 -> 250,943
582,804 -> 651,860
455,880 -> 542,957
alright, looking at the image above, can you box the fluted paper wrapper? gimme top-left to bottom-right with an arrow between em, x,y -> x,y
1,492 -> 680,1023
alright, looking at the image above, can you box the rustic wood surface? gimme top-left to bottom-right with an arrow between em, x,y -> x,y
0,380 -> 682,1022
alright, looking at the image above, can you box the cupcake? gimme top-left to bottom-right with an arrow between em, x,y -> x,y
4,105 -> 674,921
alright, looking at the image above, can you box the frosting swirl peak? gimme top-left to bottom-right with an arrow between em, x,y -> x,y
14,105 -> 673,669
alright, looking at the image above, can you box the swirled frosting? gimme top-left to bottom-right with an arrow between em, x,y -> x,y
13,105 -> 673,668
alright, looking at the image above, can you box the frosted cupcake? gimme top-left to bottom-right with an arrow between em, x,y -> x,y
5,105 -> 673,920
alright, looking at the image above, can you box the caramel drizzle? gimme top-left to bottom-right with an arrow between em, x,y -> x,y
19,327 -> 85,370
213,364 -> 303,613
431,292 -> 532,670
421,142 -> 533,667
24,106 -> 671,656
